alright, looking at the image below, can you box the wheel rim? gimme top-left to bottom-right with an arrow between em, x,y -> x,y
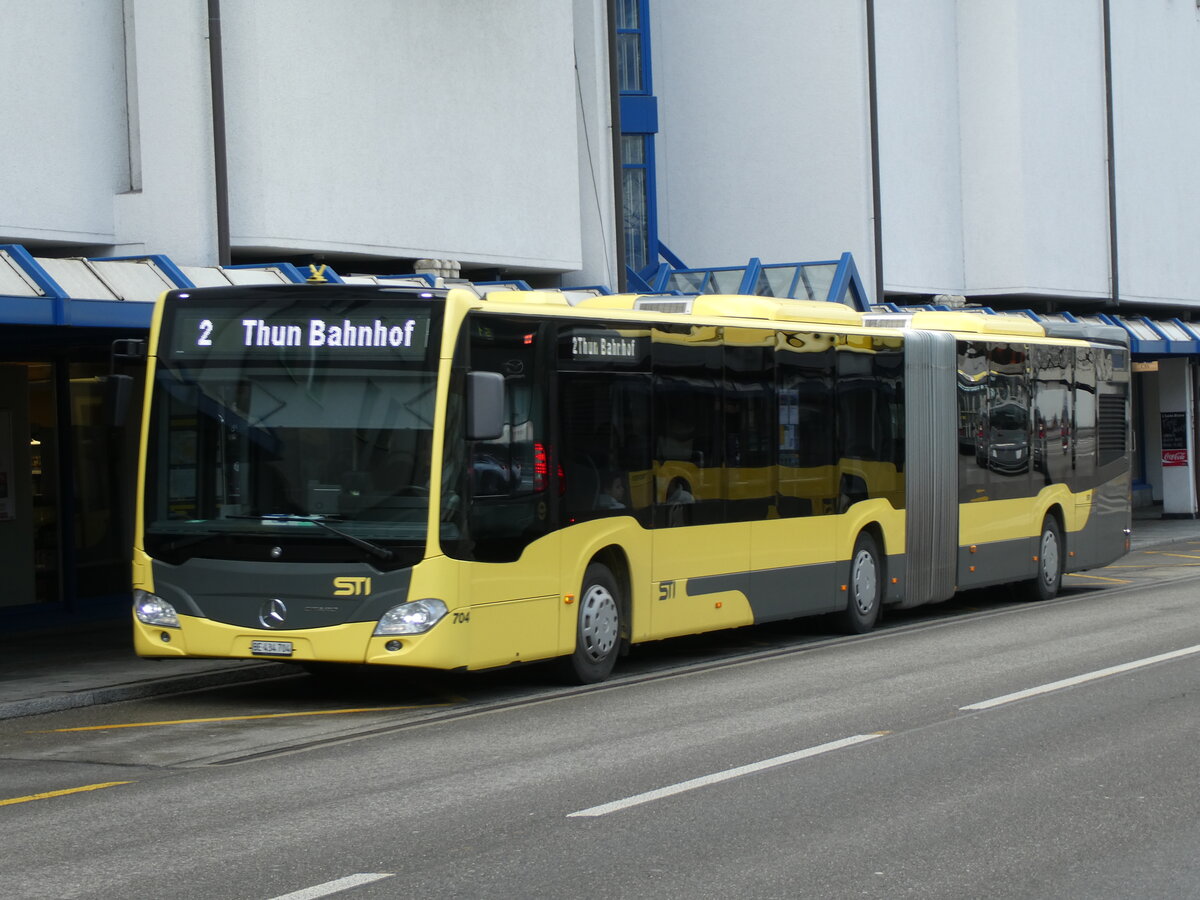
851,549 -> 878,616
1040,529 -> 1060,586
579,583 -> 619,662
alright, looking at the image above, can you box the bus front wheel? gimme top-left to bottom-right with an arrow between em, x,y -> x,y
842,532 -> 882,634
1019,517 -> 1062,602
560,562 -> 622,684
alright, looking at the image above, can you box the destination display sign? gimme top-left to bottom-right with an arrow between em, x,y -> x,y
561,326 -> 649,368
167,309 -> 432,360
570,332 -> 641,360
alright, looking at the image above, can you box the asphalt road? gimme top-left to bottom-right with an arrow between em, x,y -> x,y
2,563 -> 1200,899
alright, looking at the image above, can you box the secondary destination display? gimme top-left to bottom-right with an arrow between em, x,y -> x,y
570,332 -> 640,360
561,326 -> 650,369
168,308 -> 431,359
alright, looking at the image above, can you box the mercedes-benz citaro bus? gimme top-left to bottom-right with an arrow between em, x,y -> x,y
128,282 -> 1131,683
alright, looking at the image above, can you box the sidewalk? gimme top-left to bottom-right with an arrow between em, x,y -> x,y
1127,505 -> 1200,550
2,508 -> 1199,721
0,622 -> 295,721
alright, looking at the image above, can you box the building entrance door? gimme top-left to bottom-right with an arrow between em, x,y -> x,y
0,363 -> 61,607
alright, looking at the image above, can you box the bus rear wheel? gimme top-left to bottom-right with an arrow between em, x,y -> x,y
1019,516 -> 1062,602
842,532 -> 882,634
559,562 -> 622,684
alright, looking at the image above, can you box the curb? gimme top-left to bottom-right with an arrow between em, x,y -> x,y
0,661 -> 295,722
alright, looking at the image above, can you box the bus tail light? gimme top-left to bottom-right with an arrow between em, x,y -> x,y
133,589 -> 180,628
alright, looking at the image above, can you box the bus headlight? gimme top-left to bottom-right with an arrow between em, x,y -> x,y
374,598 -> 448,636
133,589 -> 180,628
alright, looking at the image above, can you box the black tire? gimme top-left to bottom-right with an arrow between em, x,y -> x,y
559,562 -> 622,684
1019,516 -> 1063,602
841,532 -> 882,634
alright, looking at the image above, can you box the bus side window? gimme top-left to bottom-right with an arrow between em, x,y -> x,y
558,374 -> 652,524
1032,345 -> 1073,488
1073,347 -> 1097,489
452,315 -> 551,563
957,341 -> 989,501
984,343 -> 1033,500
723,343 -> 774,523
776,332 -> 835,518
653,325 -> 722,527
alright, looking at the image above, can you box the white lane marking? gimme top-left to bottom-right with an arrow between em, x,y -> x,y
568,733 -> 886,818
960,644 -> 1200,712
268,873 -> 393,900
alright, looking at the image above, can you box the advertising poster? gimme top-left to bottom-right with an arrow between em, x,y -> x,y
1161,411 -> 1188,467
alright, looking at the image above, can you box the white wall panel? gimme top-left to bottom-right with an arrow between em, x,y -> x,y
0,1 -> 129,245
957,0 -> 1110,298
875,0 -> 964,295
1111,0 -> 1200,307
568,0 -> 619,288
220,0 -> 583,273
113,0 -> 220,265
651,0 -> 876,292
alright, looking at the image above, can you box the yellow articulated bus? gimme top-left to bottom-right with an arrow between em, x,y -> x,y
128,283 -> 1131,683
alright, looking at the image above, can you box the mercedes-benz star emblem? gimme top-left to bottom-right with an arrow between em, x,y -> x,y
259,598 -> 287,629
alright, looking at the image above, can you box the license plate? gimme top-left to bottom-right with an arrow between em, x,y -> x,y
250,640 -> 294,657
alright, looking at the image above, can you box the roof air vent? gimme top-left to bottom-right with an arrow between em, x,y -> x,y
634,297 -> 695,315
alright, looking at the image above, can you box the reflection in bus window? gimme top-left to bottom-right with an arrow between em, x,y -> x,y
836,338 -> 905,511
444,315 -> 550,563
557,323 -> 652,524
653,325 -> 721,526
777,332 -> 836,517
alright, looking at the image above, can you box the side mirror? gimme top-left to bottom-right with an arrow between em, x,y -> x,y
466,371 -> 505,441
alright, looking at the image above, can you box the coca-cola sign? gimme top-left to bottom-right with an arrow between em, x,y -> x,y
1162,449 -> 1189,467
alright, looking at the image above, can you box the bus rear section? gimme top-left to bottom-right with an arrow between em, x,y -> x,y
881,313 -> 1131,607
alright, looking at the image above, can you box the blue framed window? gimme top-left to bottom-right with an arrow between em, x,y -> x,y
615,0 -> 650,94
616,0 -> 659,280
622,134 -> 654,272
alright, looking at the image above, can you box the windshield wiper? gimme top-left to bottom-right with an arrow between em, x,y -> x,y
229,514 -> 395,562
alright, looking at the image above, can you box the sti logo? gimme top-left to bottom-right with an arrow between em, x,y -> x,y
333,576 -> 372,596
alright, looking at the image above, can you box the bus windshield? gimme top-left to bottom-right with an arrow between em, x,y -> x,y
143,290 -> 442,567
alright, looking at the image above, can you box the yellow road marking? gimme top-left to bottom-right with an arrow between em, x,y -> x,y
1144,552 -> 1200,560
0,781 -> 132,807
35,702 -> 459,733
1065,573 -> 1132,584
1127,563 -> 1200,567
1104,562 -> 1200,568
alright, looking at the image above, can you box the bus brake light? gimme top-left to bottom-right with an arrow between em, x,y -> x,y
534,442 -> 549,491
